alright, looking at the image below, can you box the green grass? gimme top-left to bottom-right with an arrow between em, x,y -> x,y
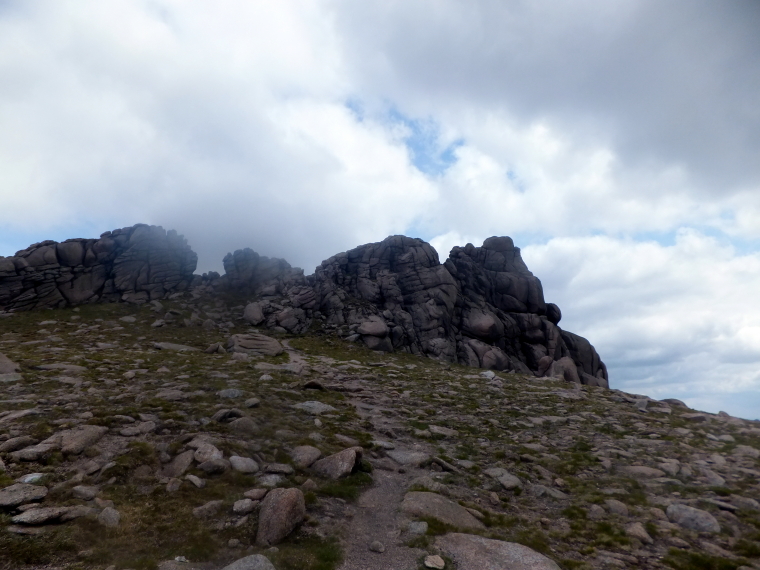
269,536 -> 343,570
317,471 -> 373,501
664,549 -> 743,570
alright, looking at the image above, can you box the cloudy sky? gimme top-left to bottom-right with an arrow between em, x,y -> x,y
1,0 -> 760,418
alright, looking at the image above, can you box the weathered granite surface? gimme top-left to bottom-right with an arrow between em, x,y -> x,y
0,224 -> 197,311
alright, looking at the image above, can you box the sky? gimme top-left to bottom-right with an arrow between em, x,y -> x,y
1,1 -> 760,419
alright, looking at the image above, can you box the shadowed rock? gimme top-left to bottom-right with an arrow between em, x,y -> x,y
255,488 -> 306,546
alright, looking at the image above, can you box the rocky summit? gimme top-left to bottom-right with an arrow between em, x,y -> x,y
1,225 -> 608,387
0,225 -> 757,570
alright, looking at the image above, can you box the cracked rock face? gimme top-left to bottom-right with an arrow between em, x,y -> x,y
0,224 -> 197,311
312,234 -> 608,383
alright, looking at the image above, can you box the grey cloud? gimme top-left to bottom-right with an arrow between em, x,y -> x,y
333,0 -> 760,190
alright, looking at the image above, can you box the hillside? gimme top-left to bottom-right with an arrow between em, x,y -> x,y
0,295 -> 759,570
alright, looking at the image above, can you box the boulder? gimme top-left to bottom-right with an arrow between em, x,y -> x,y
435,533 -> 561,570
0,352 -> 20,374
400,492 -> 485,531
0,483 -> 48,508
255,488 -> 306,546
666,504 -> 721,533
61,425 -> 108,455
243,302 -> 265,325
227,333 -> 284,357
311,447 -> 362,479
291,445 -> 322,469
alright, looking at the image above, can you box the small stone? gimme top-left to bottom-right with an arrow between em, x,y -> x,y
198,458 -> 230,474
625,522 -> 653,544
369,540 -> 385,553
97,507 -> 120,528
166,478 -> 182,492
244,488 -> 269,500
605,499 -> 629,516
17,473 -> 45,484
293,401 -> 338,415
218,388 -> 243,399
245,398 -> 261,408
424,554 -> 446,569
220,554 -> 277,570
193,500 -> 223,518
230,456 -> 260,474
233,498 -> 257,515
185,474 -> 205,488
72,485 -> 99,500
588,505 -> 605,520
193,442 -> 223,463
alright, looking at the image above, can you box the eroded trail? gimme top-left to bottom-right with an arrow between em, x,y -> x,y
337,468 -> 424,570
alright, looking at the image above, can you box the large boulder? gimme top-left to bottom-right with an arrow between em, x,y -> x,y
400,492 -> 485,531
255,488 -> 306,546
0,224 -> 197,311
435,533 -> 561,570
310,234 -> 608,384
227,333 -> 284,357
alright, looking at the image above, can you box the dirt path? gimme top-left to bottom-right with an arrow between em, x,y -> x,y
337,467 -> 425,570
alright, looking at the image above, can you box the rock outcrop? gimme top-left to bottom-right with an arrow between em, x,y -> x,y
310,235 -> 607,386
0,224 -> 197,311
0,225 -> 606,384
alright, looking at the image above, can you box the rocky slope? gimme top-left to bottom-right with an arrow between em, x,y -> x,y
1,226 -> 606,386
0,293 -> 758,570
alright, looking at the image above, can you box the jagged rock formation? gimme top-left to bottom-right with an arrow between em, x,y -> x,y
312,235 -> 608,386
0,225 -> 197,311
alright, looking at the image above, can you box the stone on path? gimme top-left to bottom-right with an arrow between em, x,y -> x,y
255,488 -> 306,546
666,503 -> 721,533
311,447 -> 362,479
424,554 -> 446,569
401,492 -> 485,531
221,555 -> 276,570
435,533 -> 561,570
387,450 -> 430,467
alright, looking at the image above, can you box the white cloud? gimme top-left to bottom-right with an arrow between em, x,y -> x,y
523,231 -> 760,419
